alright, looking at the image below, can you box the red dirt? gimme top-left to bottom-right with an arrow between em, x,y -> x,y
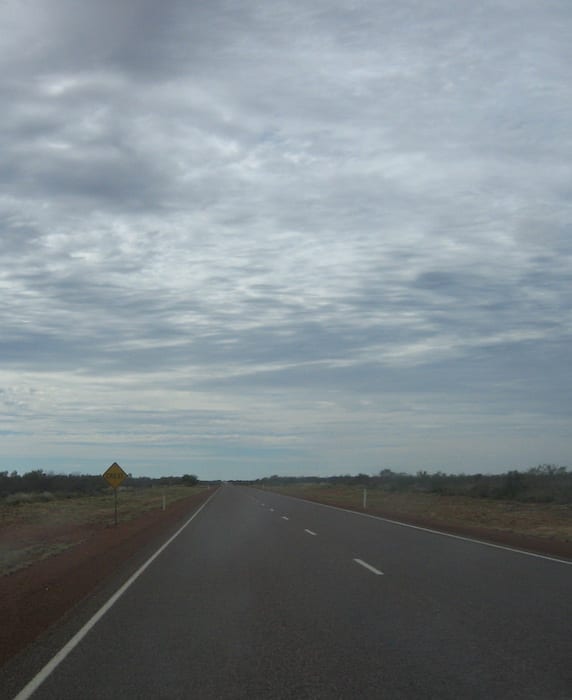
0,488 -> 215,667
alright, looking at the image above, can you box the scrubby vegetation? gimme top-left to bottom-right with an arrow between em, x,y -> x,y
0,469 -> 201,501
250,464 -> 572,504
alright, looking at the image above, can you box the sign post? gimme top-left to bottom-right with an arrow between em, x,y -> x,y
103,462 -> 128,526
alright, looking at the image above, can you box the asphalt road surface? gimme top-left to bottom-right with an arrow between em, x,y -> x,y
5,484 -> 572,699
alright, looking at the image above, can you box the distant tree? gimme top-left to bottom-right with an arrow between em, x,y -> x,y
497,470 -> 525,499
21,469 -> 48,492
181,474 -> 199,486
528,464 -> 567,477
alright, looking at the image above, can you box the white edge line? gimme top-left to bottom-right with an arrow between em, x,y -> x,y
257,489 -> 572,566
354,558 -> 384,576
13,488 -> 220,700
304,529 -> 317,536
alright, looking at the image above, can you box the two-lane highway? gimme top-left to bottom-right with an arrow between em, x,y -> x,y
6,484 -> 572,699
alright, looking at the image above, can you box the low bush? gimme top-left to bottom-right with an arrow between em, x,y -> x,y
5,491 -> 55,505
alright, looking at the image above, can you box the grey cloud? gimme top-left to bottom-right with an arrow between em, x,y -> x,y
192,336 -> 572,416
1,0 -> 571,476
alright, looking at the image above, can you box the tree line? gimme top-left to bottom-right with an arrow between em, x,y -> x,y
250,464 -> 572,504
0,469 -> 200,499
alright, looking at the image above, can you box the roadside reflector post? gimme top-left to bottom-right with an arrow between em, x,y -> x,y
162,494 -> 166,511
363,487 -> 367,510
102,462 -> 128,526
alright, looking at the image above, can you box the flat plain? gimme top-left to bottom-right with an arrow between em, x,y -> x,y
263,483 -> 572,555
0,486 -> 204,575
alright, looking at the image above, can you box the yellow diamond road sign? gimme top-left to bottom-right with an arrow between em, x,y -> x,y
103,462 -> 128,489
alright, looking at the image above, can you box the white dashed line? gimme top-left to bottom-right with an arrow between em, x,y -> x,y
282,516 -> 289,520
304,529 -> 317,536
270,508 -> 274,512
353,558 -> 384,576
266,491 -> 572,566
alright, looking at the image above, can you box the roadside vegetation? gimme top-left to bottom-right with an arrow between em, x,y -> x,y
0,479 -> 211,575
245,466 -> 572,546
249,464 -> 572,504
0,469 -> 204,502
0,470 -> 217,575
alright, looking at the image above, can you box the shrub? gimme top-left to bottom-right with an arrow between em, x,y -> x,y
4,491 -> 55,505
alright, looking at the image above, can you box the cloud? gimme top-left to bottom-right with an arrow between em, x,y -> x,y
0,0 -> 570,477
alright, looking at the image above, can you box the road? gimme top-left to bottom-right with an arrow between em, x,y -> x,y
5,484 -> 572,699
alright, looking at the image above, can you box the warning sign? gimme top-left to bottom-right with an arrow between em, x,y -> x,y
103,462 -> 128,489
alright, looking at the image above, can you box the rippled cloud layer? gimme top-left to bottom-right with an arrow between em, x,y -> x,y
1,0 -> 570,477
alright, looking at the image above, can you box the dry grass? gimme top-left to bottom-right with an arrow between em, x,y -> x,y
265,484 -> 572,542
0,486 -> 205,575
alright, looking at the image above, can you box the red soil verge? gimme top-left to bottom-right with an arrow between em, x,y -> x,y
291,495 -> 572,559
0,488 -> 216,667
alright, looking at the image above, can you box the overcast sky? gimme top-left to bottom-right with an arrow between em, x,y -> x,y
1,0 -> 570,479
